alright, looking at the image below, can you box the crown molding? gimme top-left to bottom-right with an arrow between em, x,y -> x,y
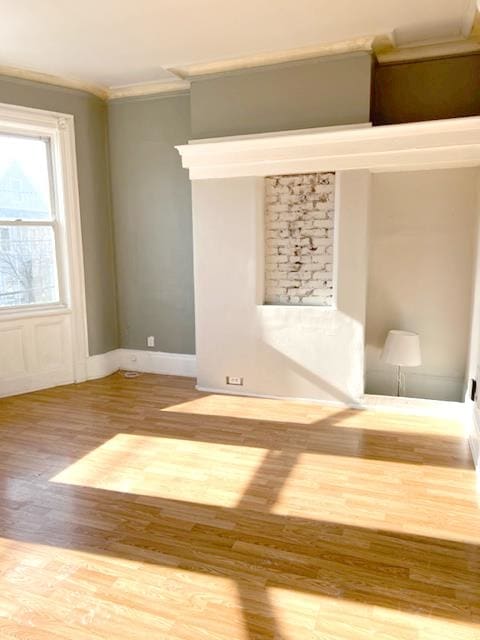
2,12 -> 480,102
376,36 -> 480,64
106,79 -> 190,100
0,64 -> 108,99
377,7 -> 480,65
169,35 -> 391,80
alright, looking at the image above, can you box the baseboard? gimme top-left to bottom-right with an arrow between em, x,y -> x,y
118,349 -> 196,377
361,393 -> 466,418
86,350 -> 122,380
365,369 -> 464,403
195,385 -> 351,408
0,370 -> 74,398
86,348 -> 197,380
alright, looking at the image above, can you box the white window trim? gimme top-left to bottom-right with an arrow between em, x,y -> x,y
0,102 -> 89,382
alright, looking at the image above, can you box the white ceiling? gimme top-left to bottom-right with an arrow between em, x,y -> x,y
0,0 -> 477,92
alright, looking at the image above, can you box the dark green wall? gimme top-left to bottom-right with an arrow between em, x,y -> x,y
108,92 -> 195,354
190,53 -> 373,138
0,75 -> 118,355
373,54 -> 480,125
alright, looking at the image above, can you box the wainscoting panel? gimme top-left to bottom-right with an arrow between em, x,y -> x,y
0,311 -> 75,398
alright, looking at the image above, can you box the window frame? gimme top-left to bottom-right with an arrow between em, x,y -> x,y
0,102 -> 89,380
0,133 -> 67,312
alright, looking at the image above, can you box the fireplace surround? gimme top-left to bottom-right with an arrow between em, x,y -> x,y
177,117 -> 480,409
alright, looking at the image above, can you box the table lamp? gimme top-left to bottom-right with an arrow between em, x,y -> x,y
381,330 -> 421,397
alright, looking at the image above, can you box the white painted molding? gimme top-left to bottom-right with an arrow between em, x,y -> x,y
86,350 -> 121,380
169,36 -> 382,79
0,371 -> 75,399
376,37 -> 480,64
1,18 -> 479,102
362,394 -> 466,418
194,385 -> 465,419
0,64 -> 189,101
469,404 -> 480,470
107,79 -> 191,100
56,111 -> 90,383
86,349 -> 197,380
195,385 -> 348,408
0,64 -> 108,99
118,349 -> 196,377
176,116 -> 480,179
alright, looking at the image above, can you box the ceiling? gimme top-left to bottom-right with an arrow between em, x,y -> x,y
0,0 -> 478,97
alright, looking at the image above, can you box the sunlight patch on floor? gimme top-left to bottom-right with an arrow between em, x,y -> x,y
49,432 -> 480,543
162,394 -> 341,424
0,536 -> 244,639
161,394 -> 465,436
269,587 -> 480,640
270,452 -> 480,544
50,433 -> 270,507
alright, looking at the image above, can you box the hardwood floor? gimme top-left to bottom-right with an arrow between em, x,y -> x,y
0,373 -> 479,639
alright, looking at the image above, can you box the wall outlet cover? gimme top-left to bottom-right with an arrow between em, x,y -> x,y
226,376 -> 243,386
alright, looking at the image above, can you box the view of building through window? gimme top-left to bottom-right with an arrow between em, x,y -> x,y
0,134 -> 60,308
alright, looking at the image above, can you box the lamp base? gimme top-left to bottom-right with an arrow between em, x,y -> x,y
396,366 -> 408,397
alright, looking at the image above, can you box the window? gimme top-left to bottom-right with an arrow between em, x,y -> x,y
0,134 -> 61,309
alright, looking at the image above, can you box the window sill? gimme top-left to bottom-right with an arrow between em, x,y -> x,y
0,303 -> 71,322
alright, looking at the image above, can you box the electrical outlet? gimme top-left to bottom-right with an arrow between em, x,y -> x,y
147,336 -> 155,348
226,376 -> 243,386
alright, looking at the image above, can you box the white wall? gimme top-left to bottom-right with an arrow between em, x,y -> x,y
365,168 -> 478,401
192,170 -> 370,404
465,175 -> 480,468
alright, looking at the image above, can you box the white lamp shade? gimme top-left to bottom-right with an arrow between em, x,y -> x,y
381,330 -> 422,367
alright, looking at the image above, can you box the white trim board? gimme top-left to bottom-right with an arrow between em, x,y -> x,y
86,350 -> 121,380
86,349 -> 197,381
469,404 -> 480,470
1,349 -> 196,397
176,116 -> 480,179
195,384 -> 466,418
117,349 -> 196,377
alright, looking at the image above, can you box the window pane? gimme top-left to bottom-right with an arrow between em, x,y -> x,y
0,134 -> 52,221
0,225 -> 59,307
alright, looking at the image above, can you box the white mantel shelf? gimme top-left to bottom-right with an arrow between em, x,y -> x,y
176,117 -> 480,179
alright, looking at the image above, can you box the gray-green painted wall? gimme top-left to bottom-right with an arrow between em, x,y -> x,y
0,55 -> 374,359
0,75 -> 119,355
108,93 -> 195,354
106,54 -> 373,356
190,53 -> 373,138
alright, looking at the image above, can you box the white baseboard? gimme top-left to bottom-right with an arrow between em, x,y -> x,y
86,350 -> 121,380
361,393 -> 466,418
195,385 -> 351,408
365,369 -> 464,403
86,348 -> 196,380
0,370 -> 74,399
118,349 -> 196,377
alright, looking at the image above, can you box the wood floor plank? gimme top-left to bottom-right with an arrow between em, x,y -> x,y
0,372 -> 479,639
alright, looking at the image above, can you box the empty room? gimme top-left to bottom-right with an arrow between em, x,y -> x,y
1,1 -> 480,639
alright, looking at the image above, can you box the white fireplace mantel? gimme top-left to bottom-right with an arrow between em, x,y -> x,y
176,117 -> 480,179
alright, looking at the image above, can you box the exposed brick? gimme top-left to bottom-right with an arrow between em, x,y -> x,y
265,172 -> 335,306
